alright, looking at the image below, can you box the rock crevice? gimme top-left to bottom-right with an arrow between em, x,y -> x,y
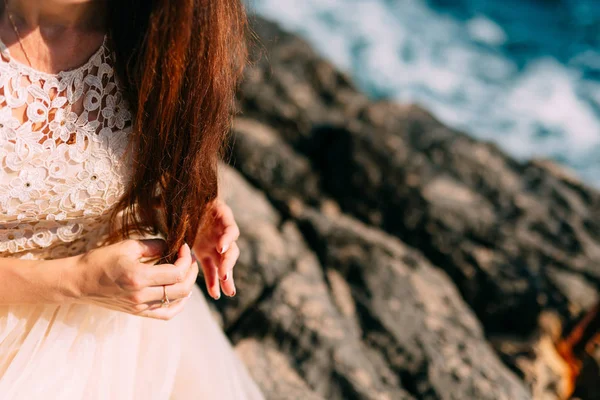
220,16 -> 600,400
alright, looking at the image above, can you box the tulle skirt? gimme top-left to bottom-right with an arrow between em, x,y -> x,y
0,283 -> 265,399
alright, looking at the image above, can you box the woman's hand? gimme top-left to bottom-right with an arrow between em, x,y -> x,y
192,199 -> 240,300
72,238 -> 198,320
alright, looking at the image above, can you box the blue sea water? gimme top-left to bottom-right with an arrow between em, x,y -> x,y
248,0 -> 600,186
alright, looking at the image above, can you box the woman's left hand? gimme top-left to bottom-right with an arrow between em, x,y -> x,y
191,199 -> 240,300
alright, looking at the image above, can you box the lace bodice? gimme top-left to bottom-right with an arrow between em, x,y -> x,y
0,36 -> 134,259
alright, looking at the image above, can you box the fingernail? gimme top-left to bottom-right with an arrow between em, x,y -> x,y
220,243 -> 229,254
221,272 -> 229,281
186,291 -> 193,298
213,293 -> 220,300
184,242 -> 191,252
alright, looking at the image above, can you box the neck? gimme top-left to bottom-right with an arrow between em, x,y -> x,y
3,0 -> 106,31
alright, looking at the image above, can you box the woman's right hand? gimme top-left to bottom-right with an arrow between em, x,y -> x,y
70,238 -> 198,320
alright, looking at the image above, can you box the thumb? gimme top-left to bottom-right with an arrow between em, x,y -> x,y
174,242 -> 192,267
136,238 -> 167,263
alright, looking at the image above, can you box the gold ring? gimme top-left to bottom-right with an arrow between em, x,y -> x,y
161,285 -> 170,308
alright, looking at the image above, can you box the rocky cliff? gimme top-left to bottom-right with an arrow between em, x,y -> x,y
207,17 -> 600,400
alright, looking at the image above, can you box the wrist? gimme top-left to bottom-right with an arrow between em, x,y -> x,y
41,254 -> 84,303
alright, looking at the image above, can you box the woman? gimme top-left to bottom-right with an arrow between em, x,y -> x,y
0,0 -> 264,398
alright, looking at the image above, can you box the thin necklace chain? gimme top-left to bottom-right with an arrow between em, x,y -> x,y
3,0 -> 33,67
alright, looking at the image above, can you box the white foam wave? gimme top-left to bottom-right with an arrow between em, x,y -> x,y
248,0 -> 600,186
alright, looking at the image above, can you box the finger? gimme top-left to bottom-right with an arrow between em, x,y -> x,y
135,238 -> 167,262
205,246 -> 223,270
200,256 -> 220,300
134,256 -> 198,303
200,247 -> 224,281
174,242 -> 192,269
142,261 -> 189,287
143,294 -> 188,310
220,269 -> 236,297
136,296 -> 190,320
163,259 -> 198,301
214,205 -> 239,254
217,241 -> 239,282
142,243 -> 192,286
128,295 -> 188,314
217,223 -> 240,255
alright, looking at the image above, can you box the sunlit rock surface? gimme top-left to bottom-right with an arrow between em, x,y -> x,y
208,16 -> 600,400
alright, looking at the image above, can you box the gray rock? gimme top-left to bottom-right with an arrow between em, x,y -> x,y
296,207 -> 530,400
235,339 -> 324,400
217,166 -> 530,399
219,166 -> 414,399
239,16 -> 600,333
216,14 -> 600,400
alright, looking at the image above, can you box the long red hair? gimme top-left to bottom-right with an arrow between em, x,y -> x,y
106,0 -> 248,262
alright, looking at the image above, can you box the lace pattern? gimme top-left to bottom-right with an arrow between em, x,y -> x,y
0,36 -> 134,259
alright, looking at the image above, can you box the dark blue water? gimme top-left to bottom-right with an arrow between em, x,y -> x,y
428,0 -> 600,78
250,0 -> 600,185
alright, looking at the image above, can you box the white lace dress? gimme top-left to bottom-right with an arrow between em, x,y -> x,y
0,36 -> 264,399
